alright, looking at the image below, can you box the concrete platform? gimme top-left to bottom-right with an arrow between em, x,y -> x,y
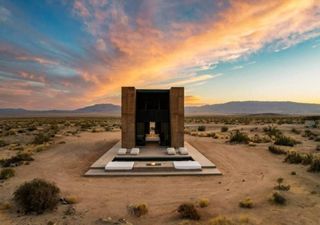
85,141 -> 222,176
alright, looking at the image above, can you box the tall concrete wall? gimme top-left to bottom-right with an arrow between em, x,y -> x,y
121,87 -> 136,148
170,87 -> 184,148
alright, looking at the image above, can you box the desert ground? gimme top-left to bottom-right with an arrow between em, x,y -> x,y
0,116 -> 320,225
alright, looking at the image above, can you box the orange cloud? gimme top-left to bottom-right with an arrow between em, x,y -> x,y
72,0 -> 319,104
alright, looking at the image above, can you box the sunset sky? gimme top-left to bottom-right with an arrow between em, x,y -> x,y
0,0 -> 320,109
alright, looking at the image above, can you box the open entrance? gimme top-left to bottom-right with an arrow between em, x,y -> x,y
136,90 -> 170,146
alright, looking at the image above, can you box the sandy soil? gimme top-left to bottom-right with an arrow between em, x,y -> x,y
1,129 -> 320,225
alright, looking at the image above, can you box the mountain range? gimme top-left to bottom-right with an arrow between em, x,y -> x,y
1,101 -> 320,117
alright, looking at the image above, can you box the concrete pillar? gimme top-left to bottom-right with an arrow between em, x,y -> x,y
170,87 -> 184,148
121,87 -> 136,148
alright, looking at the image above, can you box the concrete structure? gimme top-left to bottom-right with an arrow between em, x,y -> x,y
121,87 -> 184,149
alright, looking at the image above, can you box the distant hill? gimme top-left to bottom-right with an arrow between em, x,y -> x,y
186,101 -> 320,115
1,101 -> 320,117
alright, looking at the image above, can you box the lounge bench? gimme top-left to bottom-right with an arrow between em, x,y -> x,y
178,147 -> 188,155
105,161 -> 134,171
167,147 -> 176,155
130,148 -> 140,155
117,148 -> 127,155
173,161 -> 201,170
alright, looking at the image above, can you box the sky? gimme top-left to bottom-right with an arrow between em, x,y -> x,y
0,0 -> 320,110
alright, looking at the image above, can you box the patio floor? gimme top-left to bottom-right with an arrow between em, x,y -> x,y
85,141 -> 222,176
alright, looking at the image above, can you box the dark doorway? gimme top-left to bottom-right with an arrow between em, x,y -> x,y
135,90 -> 170,146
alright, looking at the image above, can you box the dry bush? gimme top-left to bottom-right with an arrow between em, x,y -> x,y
0,153 -> 34,167
208,215 -> 233,225
308,155 -> 320,172
221,126 -> 228,132
268,145 -> 286,155
128,203 -> 148,217
274,178 -> 290,191
0,139 -> 8,147
13,178 -> 60,214
274,135 -> 299,147
33,133 -> 50,145
263,126 -> 282,137
284,151 -> 303,164
0,168 -> 15,180
197,198 -> 209,208
177,203 -> 200,220
270,192 -> 286,205
229,130 -> 250,144
239,198 -> 253,208
198,126 -> 206,132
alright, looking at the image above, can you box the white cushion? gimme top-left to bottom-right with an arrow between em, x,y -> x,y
130,148 -> 140,155
167,147 -> 176,155
105,161 -> 134,171
178,147 -> 188,155
117,148 -> 127,155
173,161 -> 201,170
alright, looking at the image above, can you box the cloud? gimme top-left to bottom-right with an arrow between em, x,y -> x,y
1,0 -> 320,109
0,6 -> 11,23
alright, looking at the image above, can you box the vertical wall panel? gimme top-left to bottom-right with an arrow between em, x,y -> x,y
170,87 -> 184,148
121,87 -> 136,148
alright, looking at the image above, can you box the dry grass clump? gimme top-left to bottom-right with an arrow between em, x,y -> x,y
270,192 -> 286,205
13,178 -> 60,214
0,139 -> 8,147
263,126 -> 282,137
284,151 -> 313,165
33,133 -> 50,145
274,178 -> 290,191
0,153 -> 34,167
208,215 -> 233,225
177,203 -> 200,220
239,198 -> 253,208
0,168 -> 15,180
198,126 -> 206,132
308,155 -> 320,172
64,196 -> 78,204
268,145 -> 287,155
229,130 -> 250,144
221,126 -> 228,132
128,203 -> 148,217
274,135 -> 299,147
197,198 -> 209,208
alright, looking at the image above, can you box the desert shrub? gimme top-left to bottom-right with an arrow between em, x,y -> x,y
274,178 -> 290,191
128,203 -> 148,217
315,137 -> 320,142
291,171 -> 296,175
0,139 -> 8,147
177,203 -> 200,220
33,133 -> 50,145
0,153 -> 34,167
291,128 -> 301,134
284,151 -> 303,164
270,192 -> 286,205
198,198 -> 209,208
198,126 -> 206,132
308,155 -> 320,172
0,168 -> 15,180
239,198 -> 253,208
263,126 -> 282,137
64,196 -> 78,204
268,145 -> 287,155
316,145 -> 320,151
274,135 -> 299,147
229,130 -> 250,144
13,178 -> 60,214
221,126 -> 228,132
208,215 -> 233,225
301,153 -> 313,165
252,134 -> 270,143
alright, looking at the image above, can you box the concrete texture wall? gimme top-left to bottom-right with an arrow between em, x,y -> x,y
121,87 -> 136,148
170,87 -> 184,148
